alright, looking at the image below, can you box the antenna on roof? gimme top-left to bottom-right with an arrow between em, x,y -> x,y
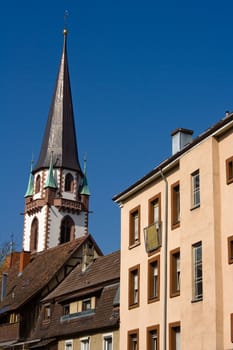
10,233 -> 14,253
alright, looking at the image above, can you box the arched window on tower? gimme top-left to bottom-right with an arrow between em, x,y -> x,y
60,216 -> 75,244
30,218 -> 39,251
64,173 -> 74,192
35,175 -> 41,193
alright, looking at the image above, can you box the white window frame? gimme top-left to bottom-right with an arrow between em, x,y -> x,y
150,329 -> 158,350
176,254 -> 181,292
103,333 -> 113,350
152,198 -> 159,224
152,262 -> 158,298
129,265 -> 140,308
133,271 -> 138,304
133,212 -> 139,241
44,304 -> 51,321
82,298 -> 92,311
175,327 -> 181,350
80,337 -> 90,350
129,207 -> 140,246
192,241 -> 203,301
191,170 -> 200,208
65,340 -> 73,350
131,334 -> 138,350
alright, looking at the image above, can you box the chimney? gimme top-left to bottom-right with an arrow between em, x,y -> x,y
224,110 -> 230,119
19,251 -> 31,274
8,252 -> 21,268
1,273 -> 8,301
171,128 -> 193,155
82,242 -> 94,272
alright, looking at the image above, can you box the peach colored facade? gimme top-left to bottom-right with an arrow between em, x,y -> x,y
114,115 -> 233,349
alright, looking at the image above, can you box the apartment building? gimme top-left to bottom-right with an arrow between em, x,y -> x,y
113,114 -> 233,349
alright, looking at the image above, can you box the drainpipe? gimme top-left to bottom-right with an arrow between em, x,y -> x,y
160,169 -> 168,350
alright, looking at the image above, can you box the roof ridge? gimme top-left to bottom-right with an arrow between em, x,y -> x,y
33,236 -> 87,257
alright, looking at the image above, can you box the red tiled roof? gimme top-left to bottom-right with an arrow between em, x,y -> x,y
43,250 -> 120,301
29,251 -> 120,340
0,237 -> 90,312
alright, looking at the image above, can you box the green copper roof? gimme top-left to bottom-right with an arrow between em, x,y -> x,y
80,158 -> 90,196
24,161 -> 34,197
45,155 -> 57,189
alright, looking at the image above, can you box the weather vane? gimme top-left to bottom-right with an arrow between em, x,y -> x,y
84,152 -> 87,162
31,153 -> 34,165
64,10 -> 69,29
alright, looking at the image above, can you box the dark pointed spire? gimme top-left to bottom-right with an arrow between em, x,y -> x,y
33,29 -> 82,173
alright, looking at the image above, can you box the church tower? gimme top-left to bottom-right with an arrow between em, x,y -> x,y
23,29 -> 90,252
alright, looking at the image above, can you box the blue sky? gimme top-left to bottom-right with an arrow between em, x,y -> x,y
2,1 -> 233,254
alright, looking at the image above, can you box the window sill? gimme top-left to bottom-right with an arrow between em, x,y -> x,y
148,297 -> 160,304
128,241 -> 140,250
171,222 -> 180,230
147,247 -> 161,257
128,303 -> 139,310
190,204 -> 200,211
191,297 -> 203,303
170,291 -> 180,298
227,178 -> 233,185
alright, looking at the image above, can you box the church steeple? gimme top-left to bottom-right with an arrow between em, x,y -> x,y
23,30 -> 90,253
33,29 -> 81,174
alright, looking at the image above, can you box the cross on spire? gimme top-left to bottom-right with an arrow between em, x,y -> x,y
64,10 -> 69,32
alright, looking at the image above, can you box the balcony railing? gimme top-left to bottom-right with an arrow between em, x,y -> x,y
144,222 -> 162,253
53,198 -> 82,212
25,199 -> 45,212
25,198 -> 82,213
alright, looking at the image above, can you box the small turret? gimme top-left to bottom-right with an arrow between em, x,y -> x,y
44,154 -> 57,204
24,160 -> 34,201
80,158 -> 90,211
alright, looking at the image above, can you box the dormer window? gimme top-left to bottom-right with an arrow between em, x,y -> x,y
43,305 -> 51,321
65,173 -> 74,192
35,175 -> 41,193
60,297 -> 96,322
63,304 -> 70,315
82,298 -> 91,311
